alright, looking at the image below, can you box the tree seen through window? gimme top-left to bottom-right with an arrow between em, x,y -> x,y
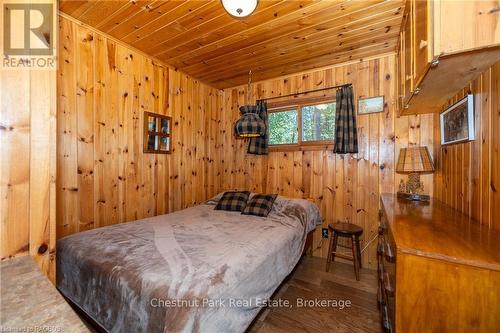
268,100 -> 336,146
302,102 -> 336,141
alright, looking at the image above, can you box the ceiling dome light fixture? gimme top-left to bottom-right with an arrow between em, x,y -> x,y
221,0 -> 259,19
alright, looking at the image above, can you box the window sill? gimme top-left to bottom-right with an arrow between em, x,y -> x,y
268,143 -> 334,152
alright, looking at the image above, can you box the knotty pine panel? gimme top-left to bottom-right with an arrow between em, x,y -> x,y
1,2 -> 57,281
57,16 -> 222,240
433,61 -> 500,231
59,0 -> 404,88
216,55 -> 434,269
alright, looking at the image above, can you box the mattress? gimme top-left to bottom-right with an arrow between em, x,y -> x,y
56,195 -> 321,333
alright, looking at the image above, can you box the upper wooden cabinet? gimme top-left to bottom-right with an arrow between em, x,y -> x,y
398,0 -> 500,115
434,0 -> 500,55
412,0 -> 429,82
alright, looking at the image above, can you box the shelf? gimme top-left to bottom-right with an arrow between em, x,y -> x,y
400,46 -> 500,115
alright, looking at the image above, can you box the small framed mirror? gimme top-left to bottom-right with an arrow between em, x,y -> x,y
143,111 -> 171,154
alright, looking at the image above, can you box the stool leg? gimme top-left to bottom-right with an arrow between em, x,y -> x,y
325,231 -> 334,272
331,234 -> 338,263
351,235 -> 360,281
325,232 -> 338,272
356,235 -> 362,269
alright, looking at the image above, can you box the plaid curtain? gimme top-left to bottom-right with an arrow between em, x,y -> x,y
247,100 -> 269,155
334,86 -> 358,154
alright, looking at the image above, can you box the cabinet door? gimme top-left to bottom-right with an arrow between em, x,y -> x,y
413,0 -> 429,84
403,8 -> 413,105
434,0 -> 500,55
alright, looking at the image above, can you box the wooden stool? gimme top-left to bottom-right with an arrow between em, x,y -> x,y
325,222 -> 363,281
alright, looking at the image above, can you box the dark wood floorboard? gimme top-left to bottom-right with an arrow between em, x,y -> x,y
246,256 -> 382,333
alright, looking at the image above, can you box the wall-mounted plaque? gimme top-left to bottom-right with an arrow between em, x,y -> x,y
358,96 -> 384,115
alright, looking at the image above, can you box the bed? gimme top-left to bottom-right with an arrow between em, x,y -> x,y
56,194 -> 321,333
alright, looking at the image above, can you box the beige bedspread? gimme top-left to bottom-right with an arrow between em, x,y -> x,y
57,195 -> 321,333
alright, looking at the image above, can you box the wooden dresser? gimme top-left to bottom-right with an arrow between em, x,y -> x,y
378,194 -> 500,332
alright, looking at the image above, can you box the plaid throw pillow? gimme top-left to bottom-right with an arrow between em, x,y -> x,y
215,191 -> 250,212
241,194 -> 277,217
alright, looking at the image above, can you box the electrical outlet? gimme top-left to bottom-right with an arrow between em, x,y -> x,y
322,228 -> 328,238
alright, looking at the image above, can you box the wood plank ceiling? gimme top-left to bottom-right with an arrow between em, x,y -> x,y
60,0 -> 404,89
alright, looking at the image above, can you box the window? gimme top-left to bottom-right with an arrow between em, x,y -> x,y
301,103 -> 336,142
143,111 -> 172,154
268,99 -> 336,150
269,109 -> 298,145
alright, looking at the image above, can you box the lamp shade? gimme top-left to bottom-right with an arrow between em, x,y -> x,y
234,105 -> 265,137
221,0 -> 259,18
396,147 -> 435,174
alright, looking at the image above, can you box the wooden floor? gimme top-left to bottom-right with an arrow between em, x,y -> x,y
1,257 -> 89,332
246,256 -> 382,333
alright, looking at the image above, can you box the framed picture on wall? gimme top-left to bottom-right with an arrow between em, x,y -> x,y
143,111 -> 171,154
358,96 -> 384,115
440,94 -> 475,146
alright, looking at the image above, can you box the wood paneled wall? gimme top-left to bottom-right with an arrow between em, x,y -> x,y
433,61 -> 500,230
216,55 -> 434,268
0,2 -> 57,280
57,16 -> 221,239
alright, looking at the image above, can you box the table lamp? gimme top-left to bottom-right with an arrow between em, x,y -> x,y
396,146 -> 435,202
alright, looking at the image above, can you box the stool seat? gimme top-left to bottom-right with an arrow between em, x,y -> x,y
326,222 -> 364,281
329,222 -> 363,237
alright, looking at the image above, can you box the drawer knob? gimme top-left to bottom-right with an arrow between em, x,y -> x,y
384,272 -> 395,297
382,304 -> 392,332
385,242 -> 396,263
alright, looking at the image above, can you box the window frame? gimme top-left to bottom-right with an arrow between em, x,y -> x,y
143,111 -> 172,154
267,96 -> 336,152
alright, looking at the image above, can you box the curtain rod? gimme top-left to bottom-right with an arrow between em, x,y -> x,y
256,83 -> 352,102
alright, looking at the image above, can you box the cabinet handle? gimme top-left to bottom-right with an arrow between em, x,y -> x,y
382,304 -> 392,332
385,242 -> 396,263
405,74 -> 412,81
384,272 -> 395,297
419,39 -> 428,49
